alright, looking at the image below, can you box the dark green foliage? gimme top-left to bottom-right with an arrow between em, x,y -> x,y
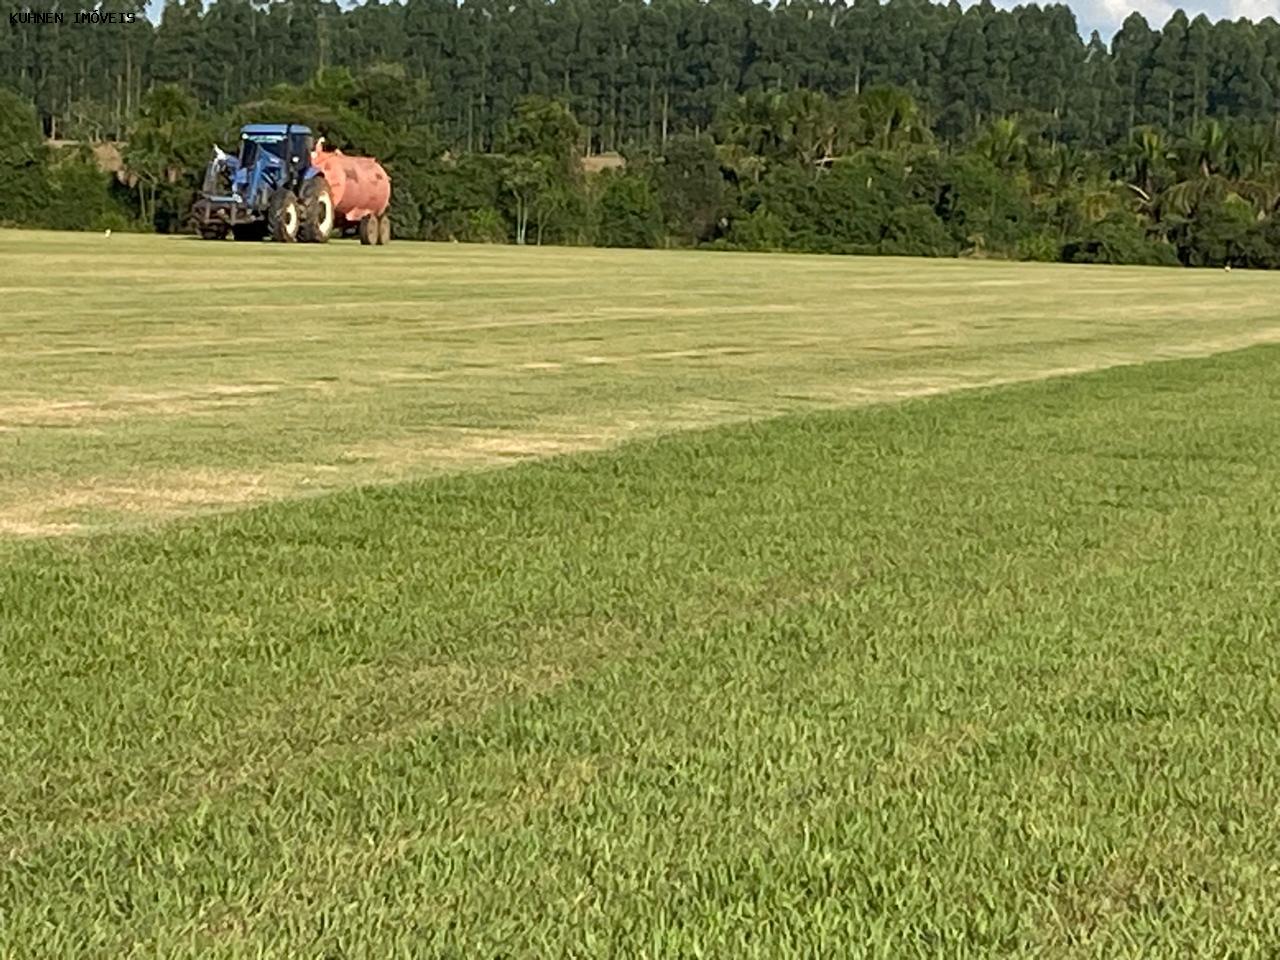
408,154 -> 508,242
652,135 -> 728,246
1062,213 -> 1181,266
1016,232 -> 1066,263
881,202 -> 959,258
720,205 -> 790,252
39,147 -> 134,232
125,84 -> 215,232
384,177 -> 423,240
499,96 -> 582,178
1176,194 -> 1264,268
498,97 -> 586,245
936,154 -> 1038,255
593,170 -> 663,248
0,89 -> 48,225
729,152 -> 960,258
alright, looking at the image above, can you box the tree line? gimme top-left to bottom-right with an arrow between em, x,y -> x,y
8,0 -> 1280,150
6,0 -> 1280,267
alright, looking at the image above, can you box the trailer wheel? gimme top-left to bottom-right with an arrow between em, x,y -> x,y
377,214 -> 392,245
268,188 -> 301,243
359,215 -> 378,246
299,178 -> 334,243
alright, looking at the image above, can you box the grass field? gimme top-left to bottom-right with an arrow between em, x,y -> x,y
5,229 -> 1280,535
5,232 -> 1280,955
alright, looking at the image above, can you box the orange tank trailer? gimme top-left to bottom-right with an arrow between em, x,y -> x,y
309,141 -> 391,226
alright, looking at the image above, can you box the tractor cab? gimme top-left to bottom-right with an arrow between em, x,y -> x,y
237,123 -> 313,171
228,123 -> 312,202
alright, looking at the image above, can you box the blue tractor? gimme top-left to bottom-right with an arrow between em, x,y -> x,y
193,123 -> 328,243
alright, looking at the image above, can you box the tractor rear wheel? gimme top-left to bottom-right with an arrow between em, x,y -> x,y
359,215 -> 378,246
299,178 -> 334,243
377,214 -> 392,245
268,188 -> 301,243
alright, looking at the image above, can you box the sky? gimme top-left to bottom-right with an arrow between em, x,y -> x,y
1060,0 -> 1279,36
142,0 -> 1280,43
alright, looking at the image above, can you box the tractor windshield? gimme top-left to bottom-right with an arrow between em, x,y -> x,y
238,134 -> 286,166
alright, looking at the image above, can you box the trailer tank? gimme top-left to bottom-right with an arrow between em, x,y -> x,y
310,142 -> 391,225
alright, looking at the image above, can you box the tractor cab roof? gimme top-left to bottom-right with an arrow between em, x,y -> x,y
239,123 -> 312,138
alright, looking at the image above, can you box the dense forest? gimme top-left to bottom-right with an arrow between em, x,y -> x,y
7,0 -> 1280,266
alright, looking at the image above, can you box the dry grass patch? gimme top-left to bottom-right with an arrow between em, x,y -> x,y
0,468 -> 279,536
6,229 -> 1280,533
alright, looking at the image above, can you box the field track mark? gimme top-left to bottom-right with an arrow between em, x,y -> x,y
0,384 -> 286,426
3,305 -> 802,360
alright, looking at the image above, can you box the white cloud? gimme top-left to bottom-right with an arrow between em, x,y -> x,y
1078,0 -> 1177,34
1223,0 -> 1280,20
968,0 -> 1280,37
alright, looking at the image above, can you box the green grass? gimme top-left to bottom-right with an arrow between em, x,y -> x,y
6,228 -> 1280,534
5,342 -> 1280,956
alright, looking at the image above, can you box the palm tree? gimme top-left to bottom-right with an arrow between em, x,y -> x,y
780,89 -> 839,169
715,142 -> 767,185
1160,120 -> 1276,219
1032,141 -> 1122,237
1225,122 -> 1275,181
1119,126 -> 1174,206
852,86 -> 930,153
1182,119 -> 1228,179
973,116 -> 1027,171
716,91 -> 789,161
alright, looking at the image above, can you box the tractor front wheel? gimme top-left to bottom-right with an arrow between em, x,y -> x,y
299,178 -> 334,243
198,224 -> 228,241
268,189 -> 301,243
359,215 -> 378,246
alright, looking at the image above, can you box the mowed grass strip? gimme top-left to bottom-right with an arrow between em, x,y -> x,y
5,346 -> 1280,956
6,229 -> 1280,534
